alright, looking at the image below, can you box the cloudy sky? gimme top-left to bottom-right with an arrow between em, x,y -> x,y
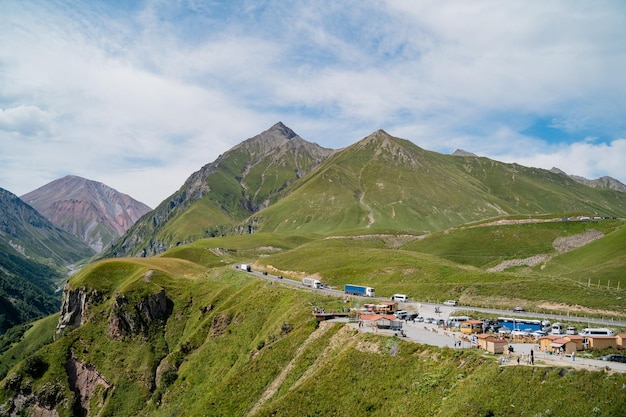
1,0 -> 625,208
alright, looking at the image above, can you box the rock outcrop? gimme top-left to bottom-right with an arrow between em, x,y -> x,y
109,289 -> 170,340
65,355 -> 111,417
56,285 -> 105,335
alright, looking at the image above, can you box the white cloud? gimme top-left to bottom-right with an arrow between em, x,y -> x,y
1,0 -> 625,208
0,105 -> 54,136
488,138 -> 626,184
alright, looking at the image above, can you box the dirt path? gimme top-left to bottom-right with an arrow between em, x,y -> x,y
246,321 -> 334,416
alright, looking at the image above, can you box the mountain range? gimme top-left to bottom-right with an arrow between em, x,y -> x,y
104,122 -> 626,258
2,122 -> 626,416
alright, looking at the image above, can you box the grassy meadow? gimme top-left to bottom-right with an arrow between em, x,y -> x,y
2,217 -> 626,416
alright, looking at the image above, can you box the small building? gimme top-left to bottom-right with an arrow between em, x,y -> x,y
616,334 -> 626,349
486,339 -> 508,354
359,314 -> 403,330
585,335 -> 618,350
475,333 -> 495,350
538,335 -> 561,352
563,335 -> 584,351
550,338 -> 578,355
459,320 -> 484,335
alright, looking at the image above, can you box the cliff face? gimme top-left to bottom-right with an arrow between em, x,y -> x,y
56,285 -> 106,335
109,289 -> 170,340
21,175 -> 152,252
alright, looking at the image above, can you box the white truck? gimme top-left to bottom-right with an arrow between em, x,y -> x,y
240,264 -> 251,272
302,277 -> 322,289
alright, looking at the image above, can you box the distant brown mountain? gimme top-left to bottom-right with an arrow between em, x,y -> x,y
21,175 -> 152,252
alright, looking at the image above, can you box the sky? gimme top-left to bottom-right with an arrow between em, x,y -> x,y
1,0 -> 625,208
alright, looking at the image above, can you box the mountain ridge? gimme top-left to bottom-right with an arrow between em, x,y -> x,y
103,122 -> 334,258
104,124 -> 626,257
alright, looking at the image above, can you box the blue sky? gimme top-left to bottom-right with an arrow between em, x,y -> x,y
1,0 -> 625,208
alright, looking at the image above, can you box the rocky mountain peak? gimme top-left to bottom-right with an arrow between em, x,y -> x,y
21,176 -> 152,252
452,149 -> 477,157
550,168 -> 626,193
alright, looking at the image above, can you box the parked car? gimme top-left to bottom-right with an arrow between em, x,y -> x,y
600,354 -> 626,363
415,316 -> 424,322
436,319 -> 446,326
425,317 -> 435,324
395,310 -> 408,319
511,329 -> 532,337
498,326 -> 511,335
512,307 -> 525,312
531,330 -> 547,339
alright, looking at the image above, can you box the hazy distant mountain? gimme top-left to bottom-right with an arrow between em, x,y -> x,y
21,175 -> 152,252
0,187 -> 94,331
550,167 -> 626,193
104,122 -> 334,258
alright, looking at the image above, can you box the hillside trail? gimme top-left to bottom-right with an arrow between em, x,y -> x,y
246,321 -> 334,416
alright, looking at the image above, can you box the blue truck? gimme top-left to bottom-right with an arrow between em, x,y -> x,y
344,284 -> 375,297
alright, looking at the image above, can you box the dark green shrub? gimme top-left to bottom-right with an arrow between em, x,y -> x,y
22,354 -> 48,378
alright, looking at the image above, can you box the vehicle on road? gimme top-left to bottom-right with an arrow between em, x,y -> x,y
239,264 -> 252,272
601,354 -> 626,363
302,277 -> 322,289
344,284 -> 375,297
391,294 -> 408,302
443,300 -> 457,306
512,307 -> 525,312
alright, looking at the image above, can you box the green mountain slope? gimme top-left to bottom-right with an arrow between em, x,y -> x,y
2,246 -> 625,416
104,122 -> 333,258
537,221 -> 626,283
0,188 -> 94,331
252,130 -> 626,235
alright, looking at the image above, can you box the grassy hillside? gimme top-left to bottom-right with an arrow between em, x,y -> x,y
537,221 -> 626,284
1,243 -> 625,416
253,131 -> 626,236
402,218 -> 623,268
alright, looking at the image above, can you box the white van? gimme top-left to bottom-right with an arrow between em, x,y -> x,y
391,294 -> 408,302
580,328 -> 615,337
550,322 -> 564,335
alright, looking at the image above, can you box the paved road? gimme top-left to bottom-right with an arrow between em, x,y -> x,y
244,266 -> 626,328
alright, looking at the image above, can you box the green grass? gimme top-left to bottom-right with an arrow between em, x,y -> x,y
402,219 -> 623,268
2,251 -> 626,416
